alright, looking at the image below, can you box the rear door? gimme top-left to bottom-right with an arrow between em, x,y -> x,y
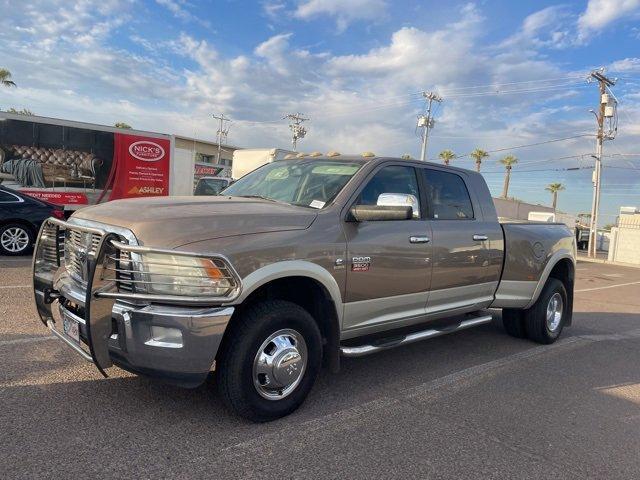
342,164 -> 433,333
420,168 -> 497,314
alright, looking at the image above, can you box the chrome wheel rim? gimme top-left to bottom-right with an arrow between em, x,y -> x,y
1,227 -> 29,253
253,328 -> 307,401
546,292 -> 563,332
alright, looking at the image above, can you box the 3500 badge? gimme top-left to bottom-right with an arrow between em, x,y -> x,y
351,256 -> 371,272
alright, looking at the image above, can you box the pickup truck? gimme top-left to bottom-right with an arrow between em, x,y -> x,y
33,154 -> 576,422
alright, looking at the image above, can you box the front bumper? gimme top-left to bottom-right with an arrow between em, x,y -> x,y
33,218 -> 235,388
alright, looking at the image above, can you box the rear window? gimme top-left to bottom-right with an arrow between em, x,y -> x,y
422,170 -> 474,220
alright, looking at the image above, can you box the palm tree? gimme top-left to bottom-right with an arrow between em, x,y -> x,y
545,182 -> 565,210
438,149 -> 456,166
0,68 -> 16,88
470,148 -> 489,172
499,154 -> 518,198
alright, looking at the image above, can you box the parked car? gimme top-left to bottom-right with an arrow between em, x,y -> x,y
193,176 -> 233,196
32,154 -> 576,421
0,185 -> 64,255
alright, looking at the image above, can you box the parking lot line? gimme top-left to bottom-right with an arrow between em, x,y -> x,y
0,336 -> 54,346
0,285 -> 30,289
576,281 -> 640,293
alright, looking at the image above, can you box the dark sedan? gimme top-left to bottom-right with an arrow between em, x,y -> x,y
0,186 -> 64,255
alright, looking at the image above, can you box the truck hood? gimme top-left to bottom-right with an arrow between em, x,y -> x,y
72,196 -> 318,248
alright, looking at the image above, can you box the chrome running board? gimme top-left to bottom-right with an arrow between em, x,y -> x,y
339,314 -> 493,358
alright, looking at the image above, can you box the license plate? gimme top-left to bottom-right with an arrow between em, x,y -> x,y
62,315 -> 80,343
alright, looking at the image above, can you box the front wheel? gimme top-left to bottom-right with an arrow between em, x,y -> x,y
216,300 -> 322,422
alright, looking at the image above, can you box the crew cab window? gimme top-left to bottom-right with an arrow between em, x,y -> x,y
356,165 -> 420,219
422,170 -> 474,220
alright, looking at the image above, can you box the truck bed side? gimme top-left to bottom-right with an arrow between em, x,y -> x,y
492,221 -> 576,311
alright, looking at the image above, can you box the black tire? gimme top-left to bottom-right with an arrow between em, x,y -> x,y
502,308 -> 527,338
0,223 -> 34,256
216,300 -> 322,422
523,278 -> 567,344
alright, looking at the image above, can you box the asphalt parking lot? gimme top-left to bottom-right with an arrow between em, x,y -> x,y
2,256 -> 640,479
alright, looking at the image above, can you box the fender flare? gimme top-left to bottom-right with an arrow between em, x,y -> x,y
231,260 -> 344,325
524,249 -> 575,309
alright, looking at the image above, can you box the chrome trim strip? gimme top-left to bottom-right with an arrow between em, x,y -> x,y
144,339 -> 183,349
45,217 -> 106,235
95,291 -> 238,305
340,314 -> 493,357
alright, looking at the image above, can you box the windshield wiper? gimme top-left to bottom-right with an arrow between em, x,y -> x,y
236,195 -> 282,203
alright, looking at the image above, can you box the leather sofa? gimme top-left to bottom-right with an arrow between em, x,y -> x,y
0,145 -> 103,186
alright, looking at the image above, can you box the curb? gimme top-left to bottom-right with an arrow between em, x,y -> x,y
577,255 -> 640,269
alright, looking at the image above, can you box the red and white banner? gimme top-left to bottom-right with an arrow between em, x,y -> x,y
109,133 -> 171,200
21,190 -> 88,205
194,164 -> 223,176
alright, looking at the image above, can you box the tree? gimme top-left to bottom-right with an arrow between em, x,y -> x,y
470,148 -> 489,172
545,182 -> 565,210
401,154 -> 413,160
114,122 -> 132,129
7,107 -> 34,116
0,68 -> 16,88
438,149 -> 456,166
499,154 -> 518,198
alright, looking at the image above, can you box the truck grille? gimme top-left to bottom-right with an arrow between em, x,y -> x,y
64,229 -> 103,283
40,223 -> 65,266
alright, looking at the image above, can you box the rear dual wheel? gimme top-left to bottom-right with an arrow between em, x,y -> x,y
502,278 -> 567,344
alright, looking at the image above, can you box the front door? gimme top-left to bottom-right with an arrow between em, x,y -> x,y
342,164 -> 432,333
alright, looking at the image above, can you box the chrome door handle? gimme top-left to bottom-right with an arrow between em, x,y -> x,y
473,234 -> 488,241
409,236 -> 430,244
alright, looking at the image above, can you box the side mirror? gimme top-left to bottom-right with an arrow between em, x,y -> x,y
349,205 -> 413,222
377,193 -> 420,218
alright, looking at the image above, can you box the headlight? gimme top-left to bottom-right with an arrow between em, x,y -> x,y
136,252 -> 238,297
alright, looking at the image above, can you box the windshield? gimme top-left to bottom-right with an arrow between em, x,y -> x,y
222,160 -> 363,208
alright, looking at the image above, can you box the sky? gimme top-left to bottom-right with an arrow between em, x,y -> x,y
0,0 -> 639,223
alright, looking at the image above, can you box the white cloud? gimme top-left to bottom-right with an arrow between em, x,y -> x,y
609,57 -> 640,73
578,0 -> 640,39
294,0 -> 388,31
263,0 -> 286,20
155,0 -> 211,27
501,5 -> 574,49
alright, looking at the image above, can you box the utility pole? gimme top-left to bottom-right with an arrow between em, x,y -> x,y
212,113 -> 232,164
587,69 -> 616,258
417,91 -> 442,161
283,113 -> 308,151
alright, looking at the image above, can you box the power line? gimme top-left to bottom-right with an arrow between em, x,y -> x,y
435,134 -> 594,162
